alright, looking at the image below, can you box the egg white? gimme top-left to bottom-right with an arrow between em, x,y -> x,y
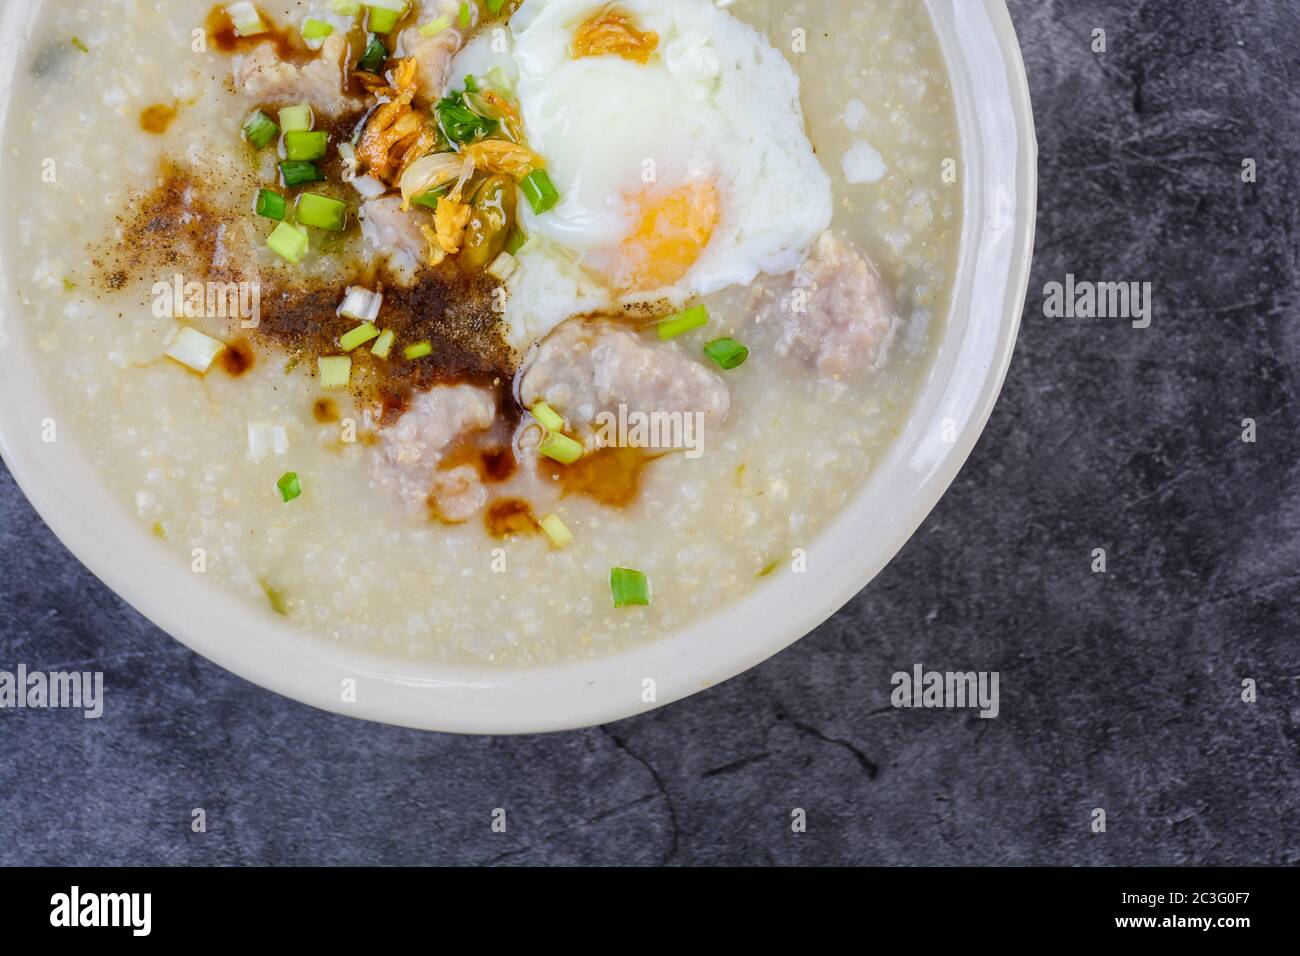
449,0 -> 833,348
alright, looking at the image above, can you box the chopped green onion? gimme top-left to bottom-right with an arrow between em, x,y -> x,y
283,130 -> 328,161
463,74 -> 479,93
530,401 -> 564,432
436,90 -> 497,145
487,251 -> 517,281
331,0 -> 362,14
485,65 -> 514,92
357,33 -> 388,73
610,568 -> 650,608
419,15 -> 451,36
371,329 -> 396,359
340,322 -> 380,352
276,472 -> 302,503
165,327 -> 226,373
337,286 -> 382,321
404,340 -> 433,360
267,222 -> 309,263
295,193 -> 349,231
242,109 -> 279,148
318,355 -> 352,389
247,422 -> 289,461
459,2 -> 472,28
540,514 -> 573,549
262,581 -> 289,616
365,0 -> 407,33
278,103 -> 314,133
657,304 -> 709,341
302,18 -> 334,40
226,1 -> 267,37
704,337 -> 749,371
255,188 -> 287,221
411,187 -> 446,211
367,9 -> 401,32
504,228 -> 527,255
487,0 -> 508,13
280,160 -> 325,188
539,431 -> 583,465
521,169 -> 559,215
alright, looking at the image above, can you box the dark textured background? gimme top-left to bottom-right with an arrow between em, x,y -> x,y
2,0 -> 1297,866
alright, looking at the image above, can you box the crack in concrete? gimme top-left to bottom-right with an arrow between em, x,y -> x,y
701,752 -> 771,778
473,793 -> 659,867
786,718 -> 880,780
598,726 -> 680,864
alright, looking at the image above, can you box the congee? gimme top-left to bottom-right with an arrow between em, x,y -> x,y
3,0 -> 962,664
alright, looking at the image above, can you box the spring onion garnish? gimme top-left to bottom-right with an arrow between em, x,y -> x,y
337,286 -> 383,322
521,169 -> 560,215
247,422 -> 289,461
436,82 -> 498,144
242,109 -> 279,149
262,581 -> 289,616
610,567 -> 651,608
330,0 -> 362,14
487,0 -> 508,13
485,65 -> 514,92
283,130 -> 328,161
704,337 -> 750,371
302,18 -> 334,40
403,340 -> 433,360
225,1 -> 268,37
318,355 -> 352,389
364,0 -> 407,34
657,304 -> 709,341
357,33 -> 388,73
280,161 -> 325,188
530,401 -> 564,433
504,229 -> 527,256
540,514 -> 573,549
487,251 -> 517,281
340,322 -> 380,352
267,222 -> 309,263
296,193 -> 349,231
412,186 -> 447,210
276,472 -> 303,503
460,2 -> 474,28
255,188 -> 287,221
539,431 -> 583,465
165,327 -> 226,373
278,103 -> 314,133
371,329 -> 396,359
419,15 -> 451,37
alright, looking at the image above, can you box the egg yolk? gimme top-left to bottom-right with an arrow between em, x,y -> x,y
612,180 -> 720,292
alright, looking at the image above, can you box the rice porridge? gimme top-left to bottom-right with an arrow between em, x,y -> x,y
2,0 -> 961,666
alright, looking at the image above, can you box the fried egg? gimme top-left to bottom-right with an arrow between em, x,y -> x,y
450,0 -> 833,347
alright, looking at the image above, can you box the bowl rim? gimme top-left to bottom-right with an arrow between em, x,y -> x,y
0,0 -> 1036,735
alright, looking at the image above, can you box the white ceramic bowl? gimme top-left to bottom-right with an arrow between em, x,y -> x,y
0,0 -> 1036,734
